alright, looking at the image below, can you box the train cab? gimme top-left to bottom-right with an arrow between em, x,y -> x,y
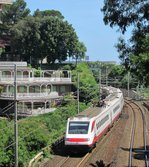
65,116 -> 95,150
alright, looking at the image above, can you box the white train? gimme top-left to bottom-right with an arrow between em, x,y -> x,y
65,87 -> 124,151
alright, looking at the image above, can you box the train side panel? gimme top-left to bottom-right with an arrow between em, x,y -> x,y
111,92 -> 124,123
93,109 -> 111,144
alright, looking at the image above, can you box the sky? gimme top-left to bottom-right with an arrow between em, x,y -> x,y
24,0 -> 131,64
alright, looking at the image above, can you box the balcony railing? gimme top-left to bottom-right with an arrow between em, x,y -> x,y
0,77 -> 71,83
0,92 -> 59,99
0,0 -> 12,4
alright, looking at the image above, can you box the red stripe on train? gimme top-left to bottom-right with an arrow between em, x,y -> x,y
91,112 -> 121,146
91,124 -> 110,146
66,138 -> 88,142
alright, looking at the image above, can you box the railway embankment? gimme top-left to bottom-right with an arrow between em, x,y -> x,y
40,99 -> 149,167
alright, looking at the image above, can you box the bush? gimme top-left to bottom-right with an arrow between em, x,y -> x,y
0,100 -> 89,166
72,63 -> 99,103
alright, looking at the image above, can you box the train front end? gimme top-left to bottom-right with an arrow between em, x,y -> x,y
65,116 -> 94,151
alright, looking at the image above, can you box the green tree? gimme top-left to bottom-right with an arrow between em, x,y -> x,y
10,16 -> 42,64
102,0 -> 149,86
108,64 -> 126,78
39,16 -> 79,64
0,0 -> 30,35
1,2 -> 87,66
33,9 -> 64,20
0,0 -> 30,59
72,63 -> 98,103
73,41 -> 87,65
10,15 -> 79,65
116,35 -> 149,86
101,0 -> 148,34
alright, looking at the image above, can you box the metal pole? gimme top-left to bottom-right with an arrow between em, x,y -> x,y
77,73 -> 79,114
14,65 -> 18,167
106,66 -> 108,86
99,67 -> 101,101
127,71 -> 130,98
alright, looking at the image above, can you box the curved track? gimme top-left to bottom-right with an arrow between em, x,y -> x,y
125,99 -> 148,167
41,98 -> 149,167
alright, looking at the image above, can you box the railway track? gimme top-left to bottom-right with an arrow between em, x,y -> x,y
43,152 -> 91,167
41,98 -> 148,167
42,120 -> 122,167
59,153 -> 90,167
125,99 -> 148,167
55,156 -> 69,167
41,103 -> 128,167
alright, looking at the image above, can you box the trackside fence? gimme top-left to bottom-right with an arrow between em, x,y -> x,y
28,136 -> 65,167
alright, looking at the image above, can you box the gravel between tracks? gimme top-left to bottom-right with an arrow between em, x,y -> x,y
84,105 -> 130,167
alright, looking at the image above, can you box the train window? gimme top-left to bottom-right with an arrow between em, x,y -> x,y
113,105 -> 120,113
68,122 -> 89,134
96,114 -> 109,129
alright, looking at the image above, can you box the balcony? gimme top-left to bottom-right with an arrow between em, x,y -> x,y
0,76 -> 71,83
0,70 -> 72,83
0,92 -> 60,100
0,0 -> 12,4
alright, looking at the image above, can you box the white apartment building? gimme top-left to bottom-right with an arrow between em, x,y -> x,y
0,62 -> 72,116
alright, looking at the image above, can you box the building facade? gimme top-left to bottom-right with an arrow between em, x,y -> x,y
0,0 -> 12,11
0,62 -> 72,116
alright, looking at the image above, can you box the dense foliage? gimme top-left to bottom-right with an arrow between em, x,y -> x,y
10,15 -> 79,65
0,62 -> 96,166
72,63 -> 99,103
102,0 -> 149,86
116,35 -> 149,86
102,0 -> 148,33
0,0 -> 30,35
0,101 -> 87,166
87,62 -> 139,89
0,0 -> 87,66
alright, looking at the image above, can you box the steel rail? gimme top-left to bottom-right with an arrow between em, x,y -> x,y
125,100 -> 136,167
56,156 -> 70,167
142,105 -> 148,167
132,101 -> 148,167
76,152 -> 90,167
56,153 -> 89,167
125,99 -> 148,167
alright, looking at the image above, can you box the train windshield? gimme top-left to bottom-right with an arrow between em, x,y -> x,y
68,121 -> 89,134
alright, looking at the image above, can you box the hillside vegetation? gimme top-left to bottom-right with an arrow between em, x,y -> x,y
0,101 -> 87,166
0,63 -> 95,166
